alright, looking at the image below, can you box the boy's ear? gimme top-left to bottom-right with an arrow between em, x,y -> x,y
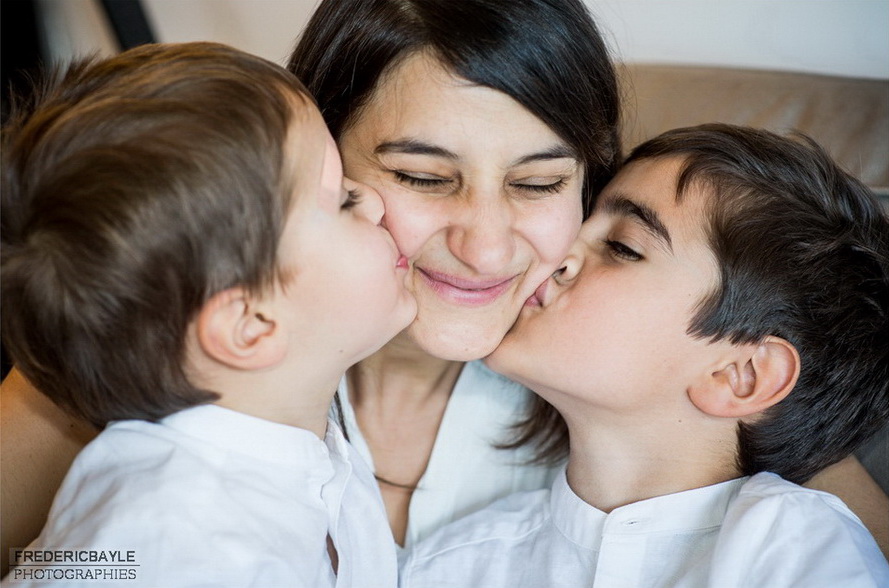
195,287 -> 286,370
689,337 -> 800,418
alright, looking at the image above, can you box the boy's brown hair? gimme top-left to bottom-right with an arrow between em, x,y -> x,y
1,42 -> 311,427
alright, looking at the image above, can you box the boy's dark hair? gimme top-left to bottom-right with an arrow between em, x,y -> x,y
1,42 -> 311,427
628,123 -> 889,484
288,0 -> 621,218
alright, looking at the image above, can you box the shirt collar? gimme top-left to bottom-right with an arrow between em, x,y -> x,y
550,467 -> 748,550
158,404 -> 342,467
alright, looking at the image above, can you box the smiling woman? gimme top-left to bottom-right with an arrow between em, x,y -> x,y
338,51 -> 586,360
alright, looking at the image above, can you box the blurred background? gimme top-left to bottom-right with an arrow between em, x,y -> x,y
3,0 -> 888,79
3,0 -> 887,128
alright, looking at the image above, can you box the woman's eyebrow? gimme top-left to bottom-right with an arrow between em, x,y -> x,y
374,141 -> 578,167
601,192 -> 673,253
512,145 -> 578,166
375,139 -> 458,160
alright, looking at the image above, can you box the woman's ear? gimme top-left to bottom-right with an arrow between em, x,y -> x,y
689,336 -> 800,418
195,287 -> 287,370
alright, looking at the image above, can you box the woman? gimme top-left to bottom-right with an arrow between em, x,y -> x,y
2,0 -> 886,563
287,0 -> 617,547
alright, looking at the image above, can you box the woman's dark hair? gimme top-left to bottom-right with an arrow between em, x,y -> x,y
625,124 -> 888,484
288,0 -> 620,217
288,0 -> 620,464
1,42 -> 310,427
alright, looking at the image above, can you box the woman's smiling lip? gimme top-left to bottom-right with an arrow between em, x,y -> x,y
417,267 -> 517,306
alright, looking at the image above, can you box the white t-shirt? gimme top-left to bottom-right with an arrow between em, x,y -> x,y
400,469 -> 889,588
7,405 -> 397,588
337,360 -> 561,547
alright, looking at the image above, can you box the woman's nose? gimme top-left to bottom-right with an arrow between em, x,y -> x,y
446,198 -> 516,275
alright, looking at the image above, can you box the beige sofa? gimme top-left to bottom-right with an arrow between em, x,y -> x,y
619,64 -> 889,492
620,64 -> 888,192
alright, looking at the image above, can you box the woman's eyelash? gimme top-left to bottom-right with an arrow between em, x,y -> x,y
341,189 -> 361,210
392,170 -> 565,194
605,239 -> 643,261
393,171 -> 448,187
513,178 -> 566,194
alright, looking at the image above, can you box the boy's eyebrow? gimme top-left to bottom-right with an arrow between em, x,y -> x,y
601,192 -> 673,253
375,140 -> 458,160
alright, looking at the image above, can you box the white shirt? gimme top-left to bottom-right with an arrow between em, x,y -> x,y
8,405 -> 397,588
400,470 -> 889,588
337,360 -> 560,547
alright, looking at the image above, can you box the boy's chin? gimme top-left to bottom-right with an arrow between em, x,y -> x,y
482,333 -> 524,378
481,353 -> 508,379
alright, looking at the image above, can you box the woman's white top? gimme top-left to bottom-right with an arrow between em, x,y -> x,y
337,360 -> 561,548
12,405 -> 397,588
400,469 -> 889,588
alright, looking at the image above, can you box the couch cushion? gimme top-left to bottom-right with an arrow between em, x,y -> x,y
620,64 -> 889,191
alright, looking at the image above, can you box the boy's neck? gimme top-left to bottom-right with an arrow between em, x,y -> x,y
562,403 -> 742,512
187,346 -> 345,439
213,378 -> 336,439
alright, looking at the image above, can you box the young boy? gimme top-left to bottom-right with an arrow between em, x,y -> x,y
1,42 -> 415,587
400,124 -> 889,587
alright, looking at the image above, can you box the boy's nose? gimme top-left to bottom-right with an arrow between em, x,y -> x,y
346,177 -> 385,224
553,238 -> 585,286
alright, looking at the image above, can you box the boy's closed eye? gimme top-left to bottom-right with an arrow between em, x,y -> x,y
341,188 -> 362,210
598,192 -> 673,256
604,239 -> 643,261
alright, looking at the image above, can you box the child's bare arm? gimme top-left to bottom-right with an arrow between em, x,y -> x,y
806,456 -> 889,560
1,367 -> 99,577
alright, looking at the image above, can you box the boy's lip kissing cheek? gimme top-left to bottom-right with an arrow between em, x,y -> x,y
524,278 -> 550,308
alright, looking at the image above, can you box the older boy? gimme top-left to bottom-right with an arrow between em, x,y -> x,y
1,42 -> 414,587
401,124 -> 889,587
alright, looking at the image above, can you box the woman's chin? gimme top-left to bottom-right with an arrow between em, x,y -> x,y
405,317 -> 506,362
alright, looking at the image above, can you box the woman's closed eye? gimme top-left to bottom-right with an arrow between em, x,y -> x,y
392,170 -> 452,189
604,239 -> 643,261
510,177 -> 566,195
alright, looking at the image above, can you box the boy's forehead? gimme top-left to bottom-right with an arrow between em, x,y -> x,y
616,156 -> 683,195
598,156 -> 712,244
602,156 -> 681,209
284,99 -> 332,189
287,93 -> 326,136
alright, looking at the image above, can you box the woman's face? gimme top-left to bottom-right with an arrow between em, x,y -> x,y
338,51 -> 584,361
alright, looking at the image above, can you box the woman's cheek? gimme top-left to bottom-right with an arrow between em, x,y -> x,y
339,152 -> 432,257
521,197 -> 584,281
372,185 -> 433,259
383,211 -> 432,264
